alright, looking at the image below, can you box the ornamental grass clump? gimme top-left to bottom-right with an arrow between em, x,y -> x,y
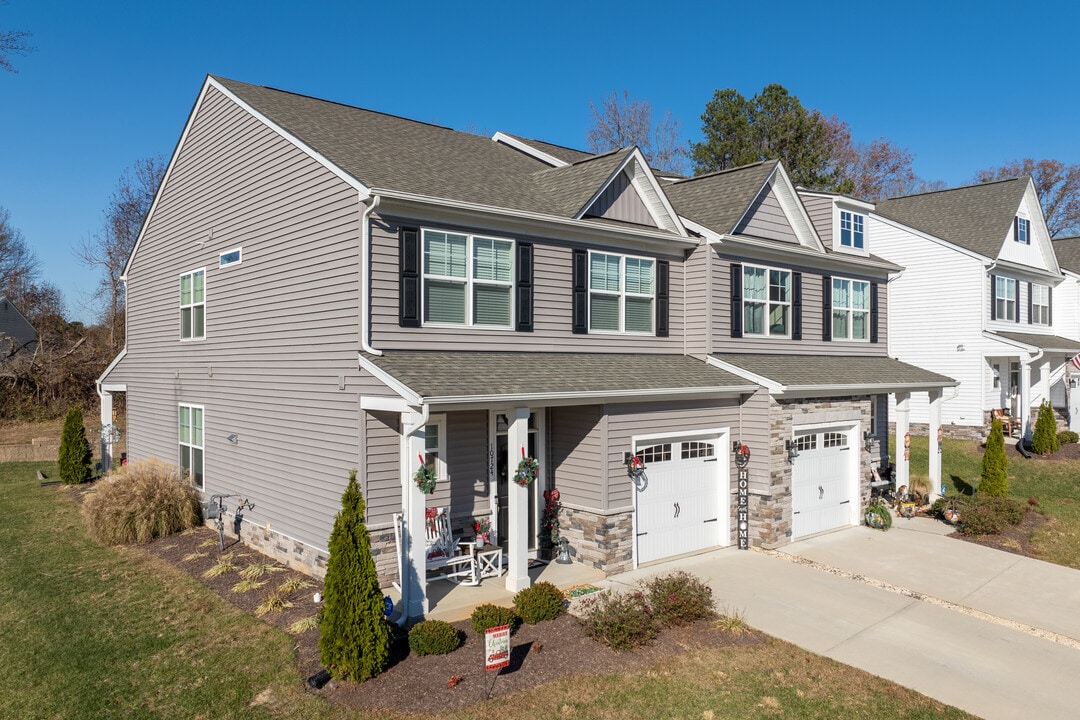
81,458 -> 202,545
408,620 -> 462,656
513,581 -> 565,624
642,570 -> 715,627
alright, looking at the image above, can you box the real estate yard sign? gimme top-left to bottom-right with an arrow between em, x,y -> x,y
485,624 -> 511,671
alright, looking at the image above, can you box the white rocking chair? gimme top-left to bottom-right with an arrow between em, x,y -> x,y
423,507 -> 478,585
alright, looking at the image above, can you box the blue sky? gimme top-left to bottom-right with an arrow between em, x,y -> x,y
3,0 -> 1079,323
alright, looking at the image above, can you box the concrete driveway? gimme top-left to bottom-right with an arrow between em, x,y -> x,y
604,518 -> 1080,720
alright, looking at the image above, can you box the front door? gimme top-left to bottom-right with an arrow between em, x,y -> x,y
1009,361 -> 1021,416
492,410 -> 541,552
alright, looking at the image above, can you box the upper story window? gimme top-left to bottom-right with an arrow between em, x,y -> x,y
589,251 -> 655,333
744,264 -> 791,337
179,269 -> 205,340
839,210 -> 865,250
1015,217 -> 1030,244
219,248 -> 242,268
423,230 -> 513,328
832,278 -> 870,341
994,276 -> 1017,321
1031,283 -> 1050,325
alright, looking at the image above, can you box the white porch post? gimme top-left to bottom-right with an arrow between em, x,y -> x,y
895,392 -> 911,491
928,389 -> 943,499
403,411 -> 429,618
1021,362 -> 1033,437
98,388 -> 113,472
505,407 -> 531,593
1040,359 -> 1051,409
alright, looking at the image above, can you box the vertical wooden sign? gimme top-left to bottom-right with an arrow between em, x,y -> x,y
737,467 -> 749,550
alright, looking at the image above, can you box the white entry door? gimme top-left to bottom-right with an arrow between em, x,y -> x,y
635,436 -> 727,565
791,427 -> 856,539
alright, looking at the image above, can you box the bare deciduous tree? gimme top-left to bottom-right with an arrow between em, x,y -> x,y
0,206 -> 41,302
824,116 -> 920,200
975,159 -> 1080,238
586,90 -> 687,175
0,1 -> 34,74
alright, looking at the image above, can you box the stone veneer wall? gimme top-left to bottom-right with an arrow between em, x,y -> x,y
890,422 -> 985,441
559,505 -> 633,575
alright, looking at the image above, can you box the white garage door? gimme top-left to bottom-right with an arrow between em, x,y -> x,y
791,427 -> 856,539
635,436 -> 727,565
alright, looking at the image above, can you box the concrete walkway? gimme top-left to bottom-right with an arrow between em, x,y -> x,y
605,518 -> 1080,720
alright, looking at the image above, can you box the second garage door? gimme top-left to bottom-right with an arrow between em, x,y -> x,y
791,426 -> 857,539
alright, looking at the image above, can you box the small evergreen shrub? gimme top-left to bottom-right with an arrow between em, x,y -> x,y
1031,401 -> 1060,455
1057,430 -> 1078,445
81,458 -> 202,545
470,603 -> 519,635
408,620 -> 462,656
58,405 -> 92,485
642,571 -> 715,627
979,418 -> 1009,497
513,581 -> 565,624
579,590 -> 656,652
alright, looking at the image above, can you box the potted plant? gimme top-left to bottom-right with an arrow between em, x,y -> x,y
473,517 -> 492,546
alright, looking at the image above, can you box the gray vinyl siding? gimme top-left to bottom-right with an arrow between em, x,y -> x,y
683,244 -> 711,357
735,185 -> 799,244
110,85 -> 373,552
713,250 -> 889,356
370,217 -> 687,352
364,411 -> 401,525
585,171 -> 654,226
443,410 -> 489,521
802,195 -> 834,248
549,405 -> 605,510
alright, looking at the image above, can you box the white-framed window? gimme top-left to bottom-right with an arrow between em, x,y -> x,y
823,432 -> 848,448
681,441 -> 715,460
423,230 -> 514,328
178,404 -> 204,489
636,443 -> 671,463
1015,217 -> 1030,244
832,278 -> 871,340
424,416 -> 446,481
995,276 -> 1017,321
794,434 -> 816,452
743,264 -> 791,337
839,210 -> 865,249
1031,283 -> 1050,325
589,251 -> 655,333
219,248 -> 242,268
993,364 -> 1000,389
179,269 -> 206,340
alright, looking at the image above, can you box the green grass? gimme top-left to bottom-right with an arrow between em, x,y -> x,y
897,434 -> 1080,569
0,460 -> 974,720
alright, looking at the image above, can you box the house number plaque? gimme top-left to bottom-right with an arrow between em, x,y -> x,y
737,467 -> 749,550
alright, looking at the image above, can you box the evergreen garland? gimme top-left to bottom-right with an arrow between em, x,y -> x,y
979,418 -> 1009,497
58,405 -> 92,485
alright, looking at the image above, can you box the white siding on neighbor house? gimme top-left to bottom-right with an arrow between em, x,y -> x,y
110,85 -> 376,552
735,185 -> 799,244
1057,272 -> 1080,342
998,190 -> 1057,274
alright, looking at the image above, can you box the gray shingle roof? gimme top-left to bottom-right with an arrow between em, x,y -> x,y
992,331 -> 1080,353
663,161 -> 777,234
874,178 -> 1029,258
711,354 -> 956,391
1052,236 -> 1080,274
499,134 -> 596,165
532,149 -> 635,218
364,351 -> 755,401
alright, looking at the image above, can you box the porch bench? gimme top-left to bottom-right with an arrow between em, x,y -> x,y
991,408 -> 1019,438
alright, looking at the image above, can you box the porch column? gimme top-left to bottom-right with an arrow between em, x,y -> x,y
928,389 -> 943,499
505,407 -> 531,593
1021,362 -> 1033,438
1040,359 -> 1051,411
403,411 -> 429,618
894,392 -> 911,492
98,389 -> 113,472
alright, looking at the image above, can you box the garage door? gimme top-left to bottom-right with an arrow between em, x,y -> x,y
791,427 -> 856,539
635,436 -> 727,564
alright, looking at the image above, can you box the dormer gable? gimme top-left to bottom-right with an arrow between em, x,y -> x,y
578,149 -> 686,235
733,163 -> 824,251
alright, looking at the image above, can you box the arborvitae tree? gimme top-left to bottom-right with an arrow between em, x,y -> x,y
58,405 -> 92,485
979,418 -> 1009,497
1031,401 -> 1060,455
319,469 -> 390,682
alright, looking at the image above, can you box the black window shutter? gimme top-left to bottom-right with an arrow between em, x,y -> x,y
516,242 -> 534,332
791,271 -> 802,340
1014,217 -> 1019,242
1049,286 -> 1054,325
572,249 -> 588,334
730,263 -> 742,338
399,227 -> 421,328
822,275 -> 832,341
989,274 -> 997,321
1015,280 -> 1021,323
870,282 -> 879,343
656,259 -> 670,337
1028,282 -> 1033,324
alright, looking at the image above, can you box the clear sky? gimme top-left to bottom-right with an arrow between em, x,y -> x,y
3,0 -> 1079,323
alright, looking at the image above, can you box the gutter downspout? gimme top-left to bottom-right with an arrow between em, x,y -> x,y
360,194 -> 382,357
396,402 -> 430,627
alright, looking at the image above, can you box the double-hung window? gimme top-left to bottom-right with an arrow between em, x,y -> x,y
423,230 -> 513,327
743,264 -> 791,337
1015,217 -> 1030,244
178,404 -> 204,489
1031,283 -> 1050,325
995,277 -> 1017,321
839,210 -> 865,250
180,269 -> 205,340
589,251 -> 655,333
832,278 -> 871,340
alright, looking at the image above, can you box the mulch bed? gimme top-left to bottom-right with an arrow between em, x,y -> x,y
951,507 -> 1048,557
143,526 -> 764,715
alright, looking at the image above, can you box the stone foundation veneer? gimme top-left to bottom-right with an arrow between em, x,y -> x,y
559,505 -> 633,575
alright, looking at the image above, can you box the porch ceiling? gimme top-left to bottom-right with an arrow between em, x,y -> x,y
360,351 -> 756,406
988,331 -> 1080,354
710,353 -> 957,395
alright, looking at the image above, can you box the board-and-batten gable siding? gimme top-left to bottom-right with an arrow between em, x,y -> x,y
584,171 -> 654,226
116,85 -> 375,551
712,250 -> 889,356
801,195 -> 835,249
734,184 -> 800,244
549,405 -> 605,511
683,243 -> 711,358
369,216 -> 687,352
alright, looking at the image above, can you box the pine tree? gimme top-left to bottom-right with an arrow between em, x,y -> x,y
319,469 -> 390,681
1031,401 -> 1060,455
979,418 -> 1009,497
58,405 -> 92,485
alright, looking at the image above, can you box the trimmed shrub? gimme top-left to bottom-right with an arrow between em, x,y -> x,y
579,590 -> 656,652
983,495 -> 1025,525
408,620 -> 462,656
81,458 -> 202,545
1058,430 -> 1079,445
58,405 -> 92,485
957,503 -> 1006,536
513,581 -> 565,624
980,418 -> 1009,497
319,470 -> 391,682
470,603 -> 518,635
1031,401 -> 1060,455
642,571 -> 715,627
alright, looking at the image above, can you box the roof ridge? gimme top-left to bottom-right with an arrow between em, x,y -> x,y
669,159 -> 774,185
883,175 -> 1029,202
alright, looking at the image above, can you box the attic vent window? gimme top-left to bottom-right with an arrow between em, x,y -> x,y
1015,217 -> 1030,244
219,248 -> 242,267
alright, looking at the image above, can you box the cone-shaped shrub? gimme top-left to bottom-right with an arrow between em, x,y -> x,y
980,418 -> 1009,497
319,470 -> 390,681
1031,401 -> 1060,455
58,405 -> 92,485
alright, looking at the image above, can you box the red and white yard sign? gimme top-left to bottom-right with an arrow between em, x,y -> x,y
484,624 -> 511,671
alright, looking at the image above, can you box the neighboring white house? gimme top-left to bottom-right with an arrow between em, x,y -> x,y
1050,236 -> 1080,430
861,177 -> 1080,436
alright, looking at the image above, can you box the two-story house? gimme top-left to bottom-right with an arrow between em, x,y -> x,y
863,179 -> 1080,438
97,76 -> 953,621
1049,235 -> 1080,430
